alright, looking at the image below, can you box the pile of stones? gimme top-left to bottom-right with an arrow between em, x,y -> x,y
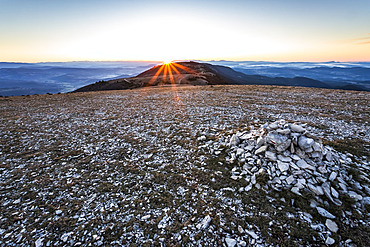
221,120 -> 369,209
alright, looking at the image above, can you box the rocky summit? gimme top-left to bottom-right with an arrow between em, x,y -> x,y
0,85 -> 369,246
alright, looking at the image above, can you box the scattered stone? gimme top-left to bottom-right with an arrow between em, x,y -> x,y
277,161 -> 289,172
239,240 -> 247,247
35,238 -> 43,247
363,197 -> 370,205
256,137 -> 265,147
255,145 -> 267,155
141,215 -> 151,221
331,187 -> 339,198
286,175 -> 295,185
225,237 -> 237,247
265,151 -> 277,161
348,191 -> 363,201
308,183 -> 324,196
291,186 -> 302,196
61,232 -> 73,242
325,237 -> 335,245
2,89 -> 370,247
298,136 -> 314,150
326,219 -> 338,233
251,174 -> 256,184
197,215 -> 212,230
316,207 -> 335,219
296,159 -> 313,170
245,230 -> 259,239
266,132 -> 291,152
290,124 -> 305,133
229,135 -> 240,146
278,154 -> 292,162
322,182 -> 335,202
245,184 -> 253,192
198,135 -> 206,141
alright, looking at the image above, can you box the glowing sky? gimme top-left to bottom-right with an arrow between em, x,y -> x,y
1,0 -> 369,62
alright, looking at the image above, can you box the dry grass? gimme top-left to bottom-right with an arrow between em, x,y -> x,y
0,85 -> 369,246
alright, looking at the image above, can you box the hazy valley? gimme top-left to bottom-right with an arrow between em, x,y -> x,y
1,61 -> 370,96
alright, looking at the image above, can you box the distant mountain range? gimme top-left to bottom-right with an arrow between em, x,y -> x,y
0,61 -> 158,96
1,61 -> 369,96
74,61 -> 368,93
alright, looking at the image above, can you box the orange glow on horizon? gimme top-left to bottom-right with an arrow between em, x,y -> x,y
163,60 -> 173,65
143,61 -> 195,103
146,62 -> 197,86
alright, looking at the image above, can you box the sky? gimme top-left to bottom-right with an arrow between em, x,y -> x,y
0,0 -> 369,62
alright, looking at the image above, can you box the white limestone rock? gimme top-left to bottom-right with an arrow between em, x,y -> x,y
286,175 -> 295,185
229,134 -> 240,146
255,145 -> 267,155
296,159 -> 312,170
277,154 -> 292,162
236,148 -> 245,156
316,207 -> 335,219
277,161 -> 289,172
325,237 -> 335,245
290,124 -> 305,133
298,136 -> 314,150
197,215 -> 212,230
291,186 -> 302,196
329,171 -> 338,181
326,219 -> 338,233
348,191 -> 363,201
245,230 -> 259,239
308,183 -> 324,196
35,238 -> 43,247
265,151 -> 277,161
225,238 -> 237,247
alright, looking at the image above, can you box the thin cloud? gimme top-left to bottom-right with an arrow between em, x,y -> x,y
350,33 -> 370,45
358,40 -> 370,45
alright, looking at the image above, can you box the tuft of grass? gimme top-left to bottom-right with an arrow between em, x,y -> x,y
323,138 -> 370,159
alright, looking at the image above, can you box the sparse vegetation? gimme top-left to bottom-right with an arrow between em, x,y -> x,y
0,85 -> 369,246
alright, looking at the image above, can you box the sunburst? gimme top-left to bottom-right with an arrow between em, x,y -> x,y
147,61 -> 196,86
163,60 -> 172,65
143,61 -> 197,104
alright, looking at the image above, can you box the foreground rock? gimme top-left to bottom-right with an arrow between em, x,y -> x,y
221,120 -> 367,207
205,119 -> 369,245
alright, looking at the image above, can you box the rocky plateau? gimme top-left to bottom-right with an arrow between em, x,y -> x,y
0,85 -> 369,246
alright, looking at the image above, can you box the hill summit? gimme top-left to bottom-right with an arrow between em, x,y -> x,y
73,61 -> 330,92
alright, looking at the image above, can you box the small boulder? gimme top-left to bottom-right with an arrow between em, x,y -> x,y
298,136 -> 314,150
290,124 -> 305,133
225,238 -> 237,247
326,219 -> 338,233
316,207 -> 335,219
229,134 -> 240,146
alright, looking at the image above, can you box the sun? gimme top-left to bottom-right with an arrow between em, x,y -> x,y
163,59 -> 172,65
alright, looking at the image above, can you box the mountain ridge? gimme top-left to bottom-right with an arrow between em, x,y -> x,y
74,61 -> 343,93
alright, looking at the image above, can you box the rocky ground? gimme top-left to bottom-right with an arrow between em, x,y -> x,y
0,85 -> 369,246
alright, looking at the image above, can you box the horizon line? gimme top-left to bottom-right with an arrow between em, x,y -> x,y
1,59 -> 370,64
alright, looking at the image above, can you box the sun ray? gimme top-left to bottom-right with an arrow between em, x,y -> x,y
169,63 -> 187,84
163,64 -> 168,83
169,63 -> 181,75
147,64 -> 165,86
173,63 -> 197,74
167,63 -> 175,84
